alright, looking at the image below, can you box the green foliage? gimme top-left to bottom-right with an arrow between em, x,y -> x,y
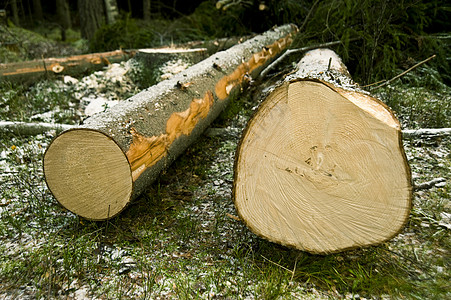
294,0 -> 450,84
90,14 -> 154,52
200,0 -> 448,85
85,0 -> 449,87
0,23 -> 79,62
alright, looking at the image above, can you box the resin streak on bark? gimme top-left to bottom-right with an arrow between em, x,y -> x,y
127,91 -> 214,181
215,35 -> 293,100
126,34 -> 294,182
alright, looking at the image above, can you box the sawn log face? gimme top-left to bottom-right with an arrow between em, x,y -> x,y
233,49 -> 412,254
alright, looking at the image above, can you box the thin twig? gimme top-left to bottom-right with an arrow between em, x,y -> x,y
370,54 -> 436,89
290,257 -> 298,282
226,213 -> 241,221
360,79 -> 386,88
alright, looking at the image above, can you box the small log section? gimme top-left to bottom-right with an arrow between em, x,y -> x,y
234,49 -> 412,254
43,24 -> 298,220
0,49 -> 136,83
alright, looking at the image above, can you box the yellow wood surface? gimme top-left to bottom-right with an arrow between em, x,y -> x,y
234,80 -> 412,253
44,129 -> 133,220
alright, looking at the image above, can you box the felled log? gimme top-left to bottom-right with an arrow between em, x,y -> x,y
43,24 -> 298,220
233,49 -> 412,254
0,49 -> 136,83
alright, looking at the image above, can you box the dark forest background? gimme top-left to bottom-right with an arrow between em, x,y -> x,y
0,0 -> 449,85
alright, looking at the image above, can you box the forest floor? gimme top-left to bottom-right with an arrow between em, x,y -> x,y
0,27 -> 450,299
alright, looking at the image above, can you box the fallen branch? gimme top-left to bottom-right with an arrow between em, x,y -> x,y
211,127 -> 451,139
0,121 -> 74,135
402,128 -> 451,138
414,178 -> 447,190
2,120 -> 449,141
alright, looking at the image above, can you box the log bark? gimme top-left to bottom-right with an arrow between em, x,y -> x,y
43,24 -> 298,220
0,50 -> 137,84
234,48 -> 412,254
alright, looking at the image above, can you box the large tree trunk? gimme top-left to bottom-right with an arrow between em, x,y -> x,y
104,0 -> 119,25
78,0 -> 105,40
143,0 -> 151,22
43,24 -> 298,220
233,49 -> 412,254
56,0 -> 71,41
0,47 -> 208,84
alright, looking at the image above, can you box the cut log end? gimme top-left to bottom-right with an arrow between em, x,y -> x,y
234,80 -> 412,254
43,129 -> 133,220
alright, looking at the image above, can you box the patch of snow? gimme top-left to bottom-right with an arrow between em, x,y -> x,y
31,110 -> 59,122
74,286 -> 91,300
63,75 -> 79,85
160,59 -> 189,80
83,97 -> 119,116
439,212 -> 451,230
104,63 -> 129,82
